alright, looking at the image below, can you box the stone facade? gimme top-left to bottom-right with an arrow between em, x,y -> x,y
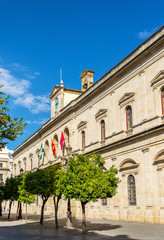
13,26 -> 164,223
0,146 -> 13,183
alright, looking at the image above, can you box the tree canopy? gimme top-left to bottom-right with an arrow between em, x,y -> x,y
0,85 -> 26,149
24,167 -> 57,224
61,153 -> 120,233
18,173 -> 36,205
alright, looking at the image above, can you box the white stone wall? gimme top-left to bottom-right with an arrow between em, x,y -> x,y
13,28 -> 164,223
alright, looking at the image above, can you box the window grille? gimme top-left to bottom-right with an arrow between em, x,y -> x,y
126,106 -> 133,130
82,131 -> 85,149
101,120 -> 105,141
128,175 -> 136,205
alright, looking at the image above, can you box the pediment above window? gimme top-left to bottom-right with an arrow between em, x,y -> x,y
95,109 -> 107,120
77,121 -> 87,131
36,148 -> 40,154
151,70 -> 164,89
154,151 -> 164,164
119,159 -> 139,172
29,153 -> 33,158
154,150 -> 164,170
118,93 -> 135,107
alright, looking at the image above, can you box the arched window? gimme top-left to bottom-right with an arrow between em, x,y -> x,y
54,135 -> 58,157
45,140 -> 50,163
37,155 -> 40,167
31,159 -> 33,170
128,175 -> 136,205
126,106 -> 133,130
64,128 -> 69,156
101,120 -> 105,141
161,88 -> 164,114
82,131 -> 85,149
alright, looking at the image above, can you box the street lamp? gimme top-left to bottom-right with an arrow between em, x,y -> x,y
20,168 -> 24,175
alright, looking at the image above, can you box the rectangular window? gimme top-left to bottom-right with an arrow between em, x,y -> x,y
102,199 -> 107,206
0,163 -> 3,168
0,174 -> 3,179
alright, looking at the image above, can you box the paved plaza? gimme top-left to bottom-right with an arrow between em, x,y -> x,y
0,214 -> 164,240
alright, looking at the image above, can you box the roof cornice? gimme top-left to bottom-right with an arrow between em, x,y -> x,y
13,26 -> 164,157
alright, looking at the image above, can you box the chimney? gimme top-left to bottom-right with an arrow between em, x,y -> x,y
80,69 -> 95,92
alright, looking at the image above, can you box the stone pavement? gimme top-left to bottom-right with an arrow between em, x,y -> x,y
0,214 -> 164,240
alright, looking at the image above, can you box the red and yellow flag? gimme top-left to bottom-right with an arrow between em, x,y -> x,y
51,138 -> 56,155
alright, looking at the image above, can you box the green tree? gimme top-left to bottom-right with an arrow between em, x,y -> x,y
0,184 -> 4,216
24,168 -> 55,225
61,153 -> 120,234
0,85 -> 26,149
18,173 -> 36,222
4,176 -> 21,219
47,164 -> 64,228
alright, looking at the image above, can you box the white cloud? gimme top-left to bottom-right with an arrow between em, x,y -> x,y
0,66 -> 50,114
0,67 -> 30,96
137,28 -> 157,40
7,63 -> 40,80
8,63 -> 30,72
26,118 -> 49,125
34,72 -> 40,75
14,94 -> 50,114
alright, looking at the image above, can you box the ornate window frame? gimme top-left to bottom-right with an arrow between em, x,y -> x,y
81,130 -> 85,150
150,70 -> 164,120
118,93 -> 135,134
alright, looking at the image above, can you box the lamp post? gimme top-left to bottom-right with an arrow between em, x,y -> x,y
20,168 -> 24,175
17,168 -> 24,220
0,179 -> 4,216
65,144 -> 73,228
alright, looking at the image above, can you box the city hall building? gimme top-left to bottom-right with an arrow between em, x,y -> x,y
13,26 -> 164,224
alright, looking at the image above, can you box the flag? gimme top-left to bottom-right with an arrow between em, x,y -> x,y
60,132 -> 65,150
40,143 -> 44,160
51,138 -> 56,155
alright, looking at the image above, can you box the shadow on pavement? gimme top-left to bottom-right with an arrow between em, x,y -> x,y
0,223 -> 139,240
0,215 -> 139,240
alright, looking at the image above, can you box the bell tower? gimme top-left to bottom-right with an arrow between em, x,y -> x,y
80,70 -> 95,92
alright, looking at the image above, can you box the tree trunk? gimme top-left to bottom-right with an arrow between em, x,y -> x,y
18,202 -> 22,219
66,198 -> 72,228
81,201 -> 87,234
53,195 -> 61,229
40,198 -> 48,225
0,201 -> 2,216
8,201 -> 12,220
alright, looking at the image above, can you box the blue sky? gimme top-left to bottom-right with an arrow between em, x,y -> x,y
0,0 -> 164,150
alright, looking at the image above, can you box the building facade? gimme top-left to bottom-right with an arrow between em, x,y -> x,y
0,146 -> 13,184
13,26 -> 164,223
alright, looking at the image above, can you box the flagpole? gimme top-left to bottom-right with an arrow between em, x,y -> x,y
60,68 -> 62,82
